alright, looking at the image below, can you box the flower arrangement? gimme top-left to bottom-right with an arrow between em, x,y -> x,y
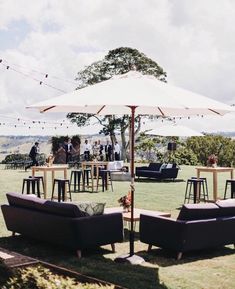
46,154 -> 55,167
118,191 -> 132,212
207,154 -> 218,167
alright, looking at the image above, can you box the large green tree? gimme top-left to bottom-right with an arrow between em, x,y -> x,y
186,135 -> 235,166
67,47 -> 167,161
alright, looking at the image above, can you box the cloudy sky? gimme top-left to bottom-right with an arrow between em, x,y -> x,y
0,0 -> 235,135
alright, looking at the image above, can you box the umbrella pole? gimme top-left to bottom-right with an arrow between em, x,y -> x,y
115,106 -> 144,264
129,106 -> 136,256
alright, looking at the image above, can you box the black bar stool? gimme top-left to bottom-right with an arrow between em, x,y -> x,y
191,177 -> 209,200
70,169 -> 82,192
82,168 -> 91,189
97,169 -> 113,192
184,178 -> 207,204
224,179 -> 235,199
29,176 -> 45,196
22,177 -> 41,198
51,179 -> 72,202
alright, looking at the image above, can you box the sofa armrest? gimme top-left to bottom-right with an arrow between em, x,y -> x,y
160,168 -> 179,179
136,166 -> 149,171
72,213 -> 123,249
140,214 -> 186,251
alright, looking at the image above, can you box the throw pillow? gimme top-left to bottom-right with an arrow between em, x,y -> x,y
76,202 -> 106,216
166,164 -> 173,169
159,163 -> 167,171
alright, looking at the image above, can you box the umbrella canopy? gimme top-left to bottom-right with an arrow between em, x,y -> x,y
145,124 -> 203,137
28,71 -> 233,116
27,71 -> 234,263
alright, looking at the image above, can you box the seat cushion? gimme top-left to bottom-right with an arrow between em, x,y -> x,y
6,192 -> 85,218
177,203 -> 220,221
216,199 -> 235,217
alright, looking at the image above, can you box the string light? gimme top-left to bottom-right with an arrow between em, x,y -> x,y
0,58 -> 78,85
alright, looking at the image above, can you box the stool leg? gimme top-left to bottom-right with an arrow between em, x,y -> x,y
61,182 -> 66,202
36,180 -> 41,198
193,182 -> 197,204
202,182 -> 206,202
109,172 -> 113,192
224,181 -> 228,199
51,180 -> 56,201
22,180 -> 25,194
78,172 -> 81,191
188,181 -> 193,203
68,181 -> 72,201
26,180 -> 30,194
231,182 -> 235,198
58,182 -> 62,202
184,181 -> 189,204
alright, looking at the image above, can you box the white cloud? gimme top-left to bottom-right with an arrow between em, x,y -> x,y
0,0 -> 235,135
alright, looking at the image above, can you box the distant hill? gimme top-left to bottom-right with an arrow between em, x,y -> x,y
0,136 -> 51,161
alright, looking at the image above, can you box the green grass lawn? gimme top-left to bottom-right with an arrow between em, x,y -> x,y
0,164 -> 235,289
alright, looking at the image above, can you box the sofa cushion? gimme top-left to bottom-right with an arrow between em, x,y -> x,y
148,163 -> 162,171
216,199 -> 235,217
6,192 -> 85,218
177,203 -> 220,221
76,202 -> 106,216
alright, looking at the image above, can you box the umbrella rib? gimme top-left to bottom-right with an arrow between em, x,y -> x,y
41,106 -> 56,113
208,109 -> 222,115
157,107 -> 165,116
96,105 -> 106,114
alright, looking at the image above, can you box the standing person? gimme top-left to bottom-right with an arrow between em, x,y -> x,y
105,140 -> 113,161
92,141 -> 100,160
83,139 -> 91,161
64,138 -> 74,164
25,142 -> 39,171
98,140 -> 104,161
114,141 -> 121,161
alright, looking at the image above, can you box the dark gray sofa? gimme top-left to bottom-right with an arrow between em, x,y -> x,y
140,200 -> 235,259
1,192 -> 123,258
135,163 -> 178,181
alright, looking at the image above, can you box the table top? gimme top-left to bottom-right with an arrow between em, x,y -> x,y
104,207 -> 171,221
81,161 -> 109,165
32,165 -> 69,170
196,166 -> 234,172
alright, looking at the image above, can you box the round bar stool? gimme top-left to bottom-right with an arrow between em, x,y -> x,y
51,179 -> 72,202
224,179 -> 235,199
70,169 -> 82,192
184,178 -> 207,204
22,177 -> 41,198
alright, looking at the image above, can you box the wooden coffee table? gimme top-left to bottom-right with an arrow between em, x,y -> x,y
104,207 -> 171,229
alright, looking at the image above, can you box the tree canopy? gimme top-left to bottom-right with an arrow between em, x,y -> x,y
67,47 -> 167,161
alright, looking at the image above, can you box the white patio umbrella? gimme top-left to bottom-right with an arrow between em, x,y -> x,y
145,124 -> 203,137
27,71 -> 234,263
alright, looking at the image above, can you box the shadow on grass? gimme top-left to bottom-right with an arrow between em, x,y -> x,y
137,246 -> 235,267
0,236 -> 168,289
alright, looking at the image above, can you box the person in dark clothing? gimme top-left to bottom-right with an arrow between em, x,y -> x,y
25,142 -> 39,171
64,138 -> 74,164
105,140 -> 113,161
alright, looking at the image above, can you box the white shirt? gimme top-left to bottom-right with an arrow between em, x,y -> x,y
83,143 -> 92,153
114,143 -> 121,154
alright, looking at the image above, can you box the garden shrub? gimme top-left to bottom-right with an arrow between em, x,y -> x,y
2,265 -> 114,289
